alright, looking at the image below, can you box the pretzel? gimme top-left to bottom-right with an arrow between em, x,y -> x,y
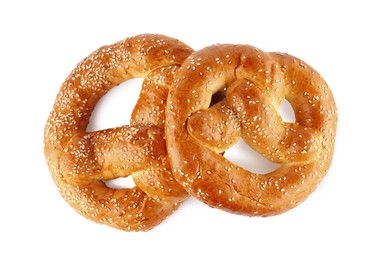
44,34 -> 192,231
166,44 -> 337,216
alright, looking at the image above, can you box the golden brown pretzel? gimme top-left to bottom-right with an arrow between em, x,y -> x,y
44,34 -> 192,231
166,44 -> 337,216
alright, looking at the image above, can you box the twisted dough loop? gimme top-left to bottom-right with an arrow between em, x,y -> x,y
166,44 -> 337,216
44,34 -> 192,231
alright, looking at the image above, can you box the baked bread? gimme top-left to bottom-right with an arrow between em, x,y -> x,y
44,34 -> 192,231
165,44 -> 337,216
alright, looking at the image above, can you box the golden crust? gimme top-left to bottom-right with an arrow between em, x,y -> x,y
165,45 -> 337,216
44,34 -> 193,231
45,35 -> 337,230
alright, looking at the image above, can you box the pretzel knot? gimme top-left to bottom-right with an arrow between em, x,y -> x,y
44,34 -> 193,231
166,44 -> 337,216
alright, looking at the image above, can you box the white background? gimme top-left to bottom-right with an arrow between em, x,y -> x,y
1,0 -> 389,259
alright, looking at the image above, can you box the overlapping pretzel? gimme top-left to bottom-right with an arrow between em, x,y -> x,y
45,35 -> 337,231
44,34 -> 192,231
166,44 -> 337,216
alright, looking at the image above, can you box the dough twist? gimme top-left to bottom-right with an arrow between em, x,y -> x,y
166,44 -> 337,216
44,34 -> 192,231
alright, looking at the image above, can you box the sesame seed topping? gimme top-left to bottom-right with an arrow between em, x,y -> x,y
45,34 -> 193,231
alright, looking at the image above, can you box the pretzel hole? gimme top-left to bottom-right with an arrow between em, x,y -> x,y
210,87 -> 227,107
224,138 -> 280,174
87,78 -> 144,132
103,176 -> 136,189
278,99 -> 295,123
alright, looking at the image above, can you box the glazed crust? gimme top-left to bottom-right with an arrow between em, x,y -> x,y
44,34 -> 193,231
166,44 -> 337,216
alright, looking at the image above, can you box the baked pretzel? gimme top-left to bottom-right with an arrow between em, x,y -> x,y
44,34 -> 192,231
166,44 -> 337,216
